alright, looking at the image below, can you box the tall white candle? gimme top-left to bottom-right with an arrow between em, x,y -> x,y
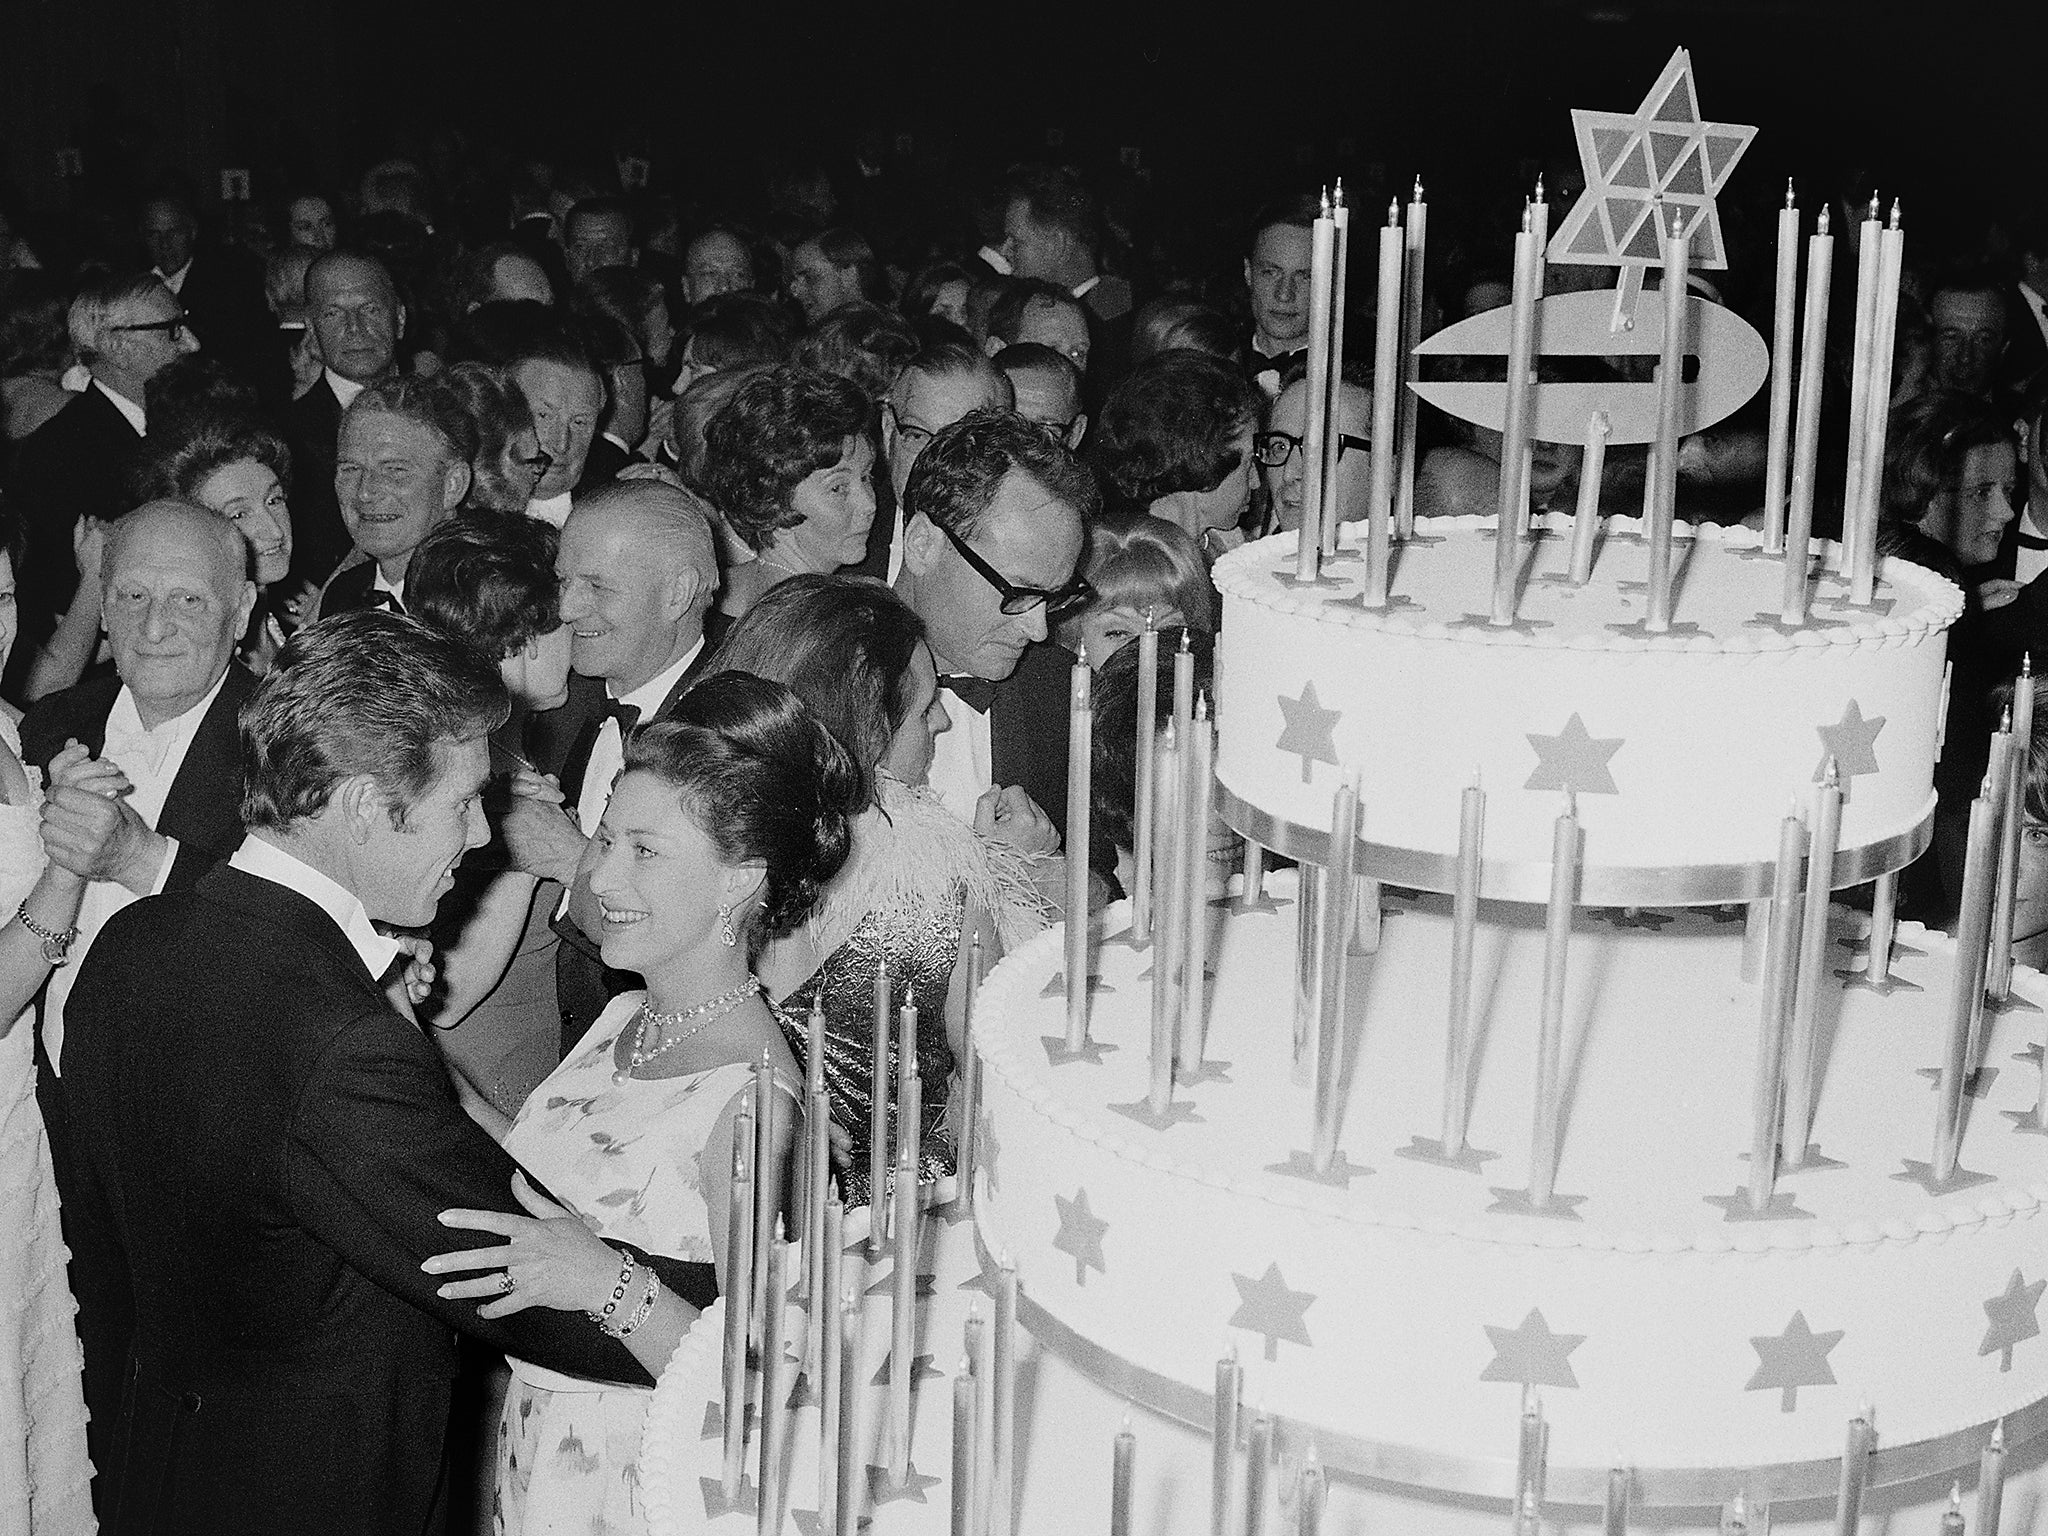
1110,1418 -> 1136,1536
887,1125 -> 919,1481
992,1257 -> 1018,1536
1212,1348 -> 1242,1536
757,1218 -> 787,1536
1991,659 -> 2035,999
1840,197 -> 1883,585
1295,193 -> 1336,584
1852,203 -> 1905,607
1149,725 -> 1184,1116
1781,209 -> 1835,624
1782,763 -> 1843,1167
952,1361 -> 975,1536
1567,412 -> 1611,585
1646,207 -> 1689,634
1365,200 -> 1403,605
1492,208 -> 1540,627
1444,774 -> 1485,1157
1978,1422 -> 2006,1536
1939,779 -> 2000,1180
1394,179 -> 1429,541
956,936 -> 985,1204
1182,696 -> 1215,1072
722,1102 -> 755,1497
1319,185 -> 1352,563
834,1289 -> 861,1536
751,1050 -> 776,1355
1762,183 -> 1801,554
1064,649 -> 1094,1050
1311,768 -> 1363,1173
1750,810 -> 1807,1210
1131,613 -> 1159,942
817,1184 -> 844,1522
868,958 -> 890,1249
1834,1407 -> 1874,1536
1530,801 -> 1579,1206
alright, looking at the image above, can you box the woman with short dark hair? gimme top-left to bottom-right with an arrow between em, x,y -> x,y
697,365 -> 877,623
1088,349 -> 1262,552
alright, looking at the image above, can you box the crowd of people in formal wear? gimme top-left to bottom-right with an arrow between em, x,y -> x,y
0,140 -> 2046,1534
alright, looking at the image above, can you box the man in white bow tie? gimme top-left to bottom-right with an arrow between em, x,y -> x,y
17,496 -> 258,1472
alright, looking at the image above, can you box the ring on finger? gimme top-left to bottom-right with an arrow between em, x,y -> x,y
497,1271 -> 517,1295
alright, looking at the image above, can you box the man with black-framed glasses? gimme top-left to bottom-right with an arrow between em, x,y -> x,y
1258,363 -> 1375,536
893,408 -> 1095,869
7,274 -> 198,683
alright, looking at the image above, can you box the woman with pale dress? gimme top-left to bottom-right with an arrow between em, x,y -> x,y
427,673 -> 862,1535
0,510 -> 132,1533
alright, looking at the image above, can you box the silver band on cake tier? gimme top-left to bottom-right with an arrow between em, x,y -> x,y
1214,782 -> 1934,907
975,1209 -> 2034,1508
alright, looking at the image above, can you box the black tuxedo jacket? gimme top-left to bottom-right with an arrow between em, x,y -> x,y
313,556 -> 395,620
576,433 -> 635,493
20,664 -> 258,889
2003,287 -> 2048,402
5,384 -> 145,653
987,636 -> 1076,825
62,864 -> 716,1534
174,248 -> 283,402
283,374 -> 351,588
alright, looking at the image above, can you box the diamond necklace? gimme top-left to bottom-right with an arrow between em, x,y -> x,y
614,976 -> 764,1083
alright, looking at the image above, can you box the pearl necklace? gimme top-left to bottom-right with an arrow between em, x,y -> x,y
613,976 -> 764,1083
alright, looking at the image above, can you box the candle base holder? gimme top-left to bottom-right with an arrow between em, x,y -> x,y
1450,612 -> 1555,638
1486,1187 -> 1588,1221
1915,1065 -> 1999,1099
1397,1136 -> 1502,1174
1986,992 -> 2044,1017
1837,930 -> 1925,960
1771,1143 -> 1846,1174
1039,970 -> 1113,999
1702,1187 -> 1814,1222
1605,618 -> 1707,641
1834,964 -> 1922,996
864,1461 -> 942,1505
1327,591 -> 1422,616
2000,1107 -> 2048,1137
1039,1034 -> 1117,1067
869,1350 -> 940,1388
701,1400 -> 756,1441
1274,570 -> 1355,593
1109,1097 -> 1203,1132
1266,1148 -> 1374,1187
1893,1159 -> 1997,1196
1174,1058 -> 1232,1087
1099,928 -> 1154,952
696,1473 -> 760,1519
1745,610 -> 1846,635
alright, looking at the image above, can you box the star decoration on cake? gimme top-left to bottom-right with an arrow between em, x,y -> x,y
1481,1309 -> 1587,1389
700,1400 -> 754,1441
1546,47 -> 1753,272
1276,681 -> 1343,783
1228,1263 -> 1316,1361
1039,969 -> 1115,1000
1815,700 -> 1885,784
1746,1311 -> 1844,1412
1980,1270 -> 2046,1371
869,1351 -> 942,1388
1040,1032 -> 1117,1067
1052,1189 -> 1110,1285
866,1460 -> 943,1505
699,1473 -> 760,1518
864,1271 -> 938,1301
1525,714 -> 1624,795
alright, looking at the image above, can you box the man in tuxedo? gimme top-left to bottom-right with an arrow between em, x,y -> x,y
2010,212 -> 2048,403
286,251 -> 405,589
7,274 -> 197,666
510,324 -> 606,527
140,193 -> 277,399
311,376 -> 476,619
504,482 -> 721,1049
999,163 -> 1130,325
60,611 -> 716,1533
1930,269 -> 2017,409
864,340 -> 1012,580
893,408 -> 1092,850
571,311 -> 646,493
20,499 -> 258,1481
564,197 -> 635,284
1243,194 -> 1320,398
997,341 -> 1089,449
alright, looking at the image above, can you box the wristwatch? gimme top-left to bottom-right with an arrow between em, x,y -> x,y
16,903 -> 78,967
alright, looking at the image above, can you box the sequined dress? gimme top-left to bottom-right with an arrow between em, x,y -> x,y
0,714 -> 96,1534
771,774 -> 1048,1209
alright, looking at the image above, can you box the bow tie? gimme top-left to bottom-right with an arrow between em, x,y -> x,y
104,717 -> 178,780
365,586 -> 404,614
939,675 -> 996,714
1252,348 -> 1307,381
603,699 -> 642,735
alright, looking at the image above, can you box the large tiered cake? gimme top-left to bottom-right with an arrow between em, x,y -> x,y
646,516 -> 2048,1533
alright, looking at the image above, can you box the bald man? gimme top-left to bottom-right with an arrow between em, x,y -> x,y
502,481 -> 723,1050
19,498 -> 260,1469
288,251 -> 407,587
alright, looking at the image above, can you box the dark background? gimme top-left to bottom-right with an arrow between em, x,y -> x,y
0,0 -> 2039,283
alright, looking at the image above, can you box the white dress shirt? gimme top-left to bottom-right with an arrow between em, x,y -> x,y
153,259 -> 192,296
229,835 -> 403,981
371,566 -> 406,611
41,672 -> 226,1071
325,368 -> 366,410
924,683 -> 994,822
527,492 -> 574,529
2018,506 -> 2048,588
573,640 -> 705,837
94,378 -> 146,436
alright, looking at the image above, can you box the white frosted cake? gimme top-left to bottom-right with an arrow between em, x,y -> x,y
970,889 -> 2048,1520
1211,519 -> 1963,902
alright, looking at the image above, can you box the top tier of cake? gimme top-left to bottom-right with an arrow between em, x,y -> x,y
1211,518 -> 1963,904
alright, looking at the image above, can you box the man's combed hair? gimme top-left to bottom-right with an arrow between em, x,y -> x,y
902,406 -> 1099,539
1089,350 -> 1260,508
345,374 -> 482,467
241,611 -> 509,832
67,272 -> 168,362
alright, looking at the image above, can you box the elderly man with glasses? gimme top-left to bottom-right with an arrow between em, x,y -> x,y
7,273 -> 198,681
892,407 -> 1095,865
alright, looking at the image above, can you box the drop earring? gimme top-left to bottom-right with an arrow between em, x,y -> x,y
717,902 -> 738,947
